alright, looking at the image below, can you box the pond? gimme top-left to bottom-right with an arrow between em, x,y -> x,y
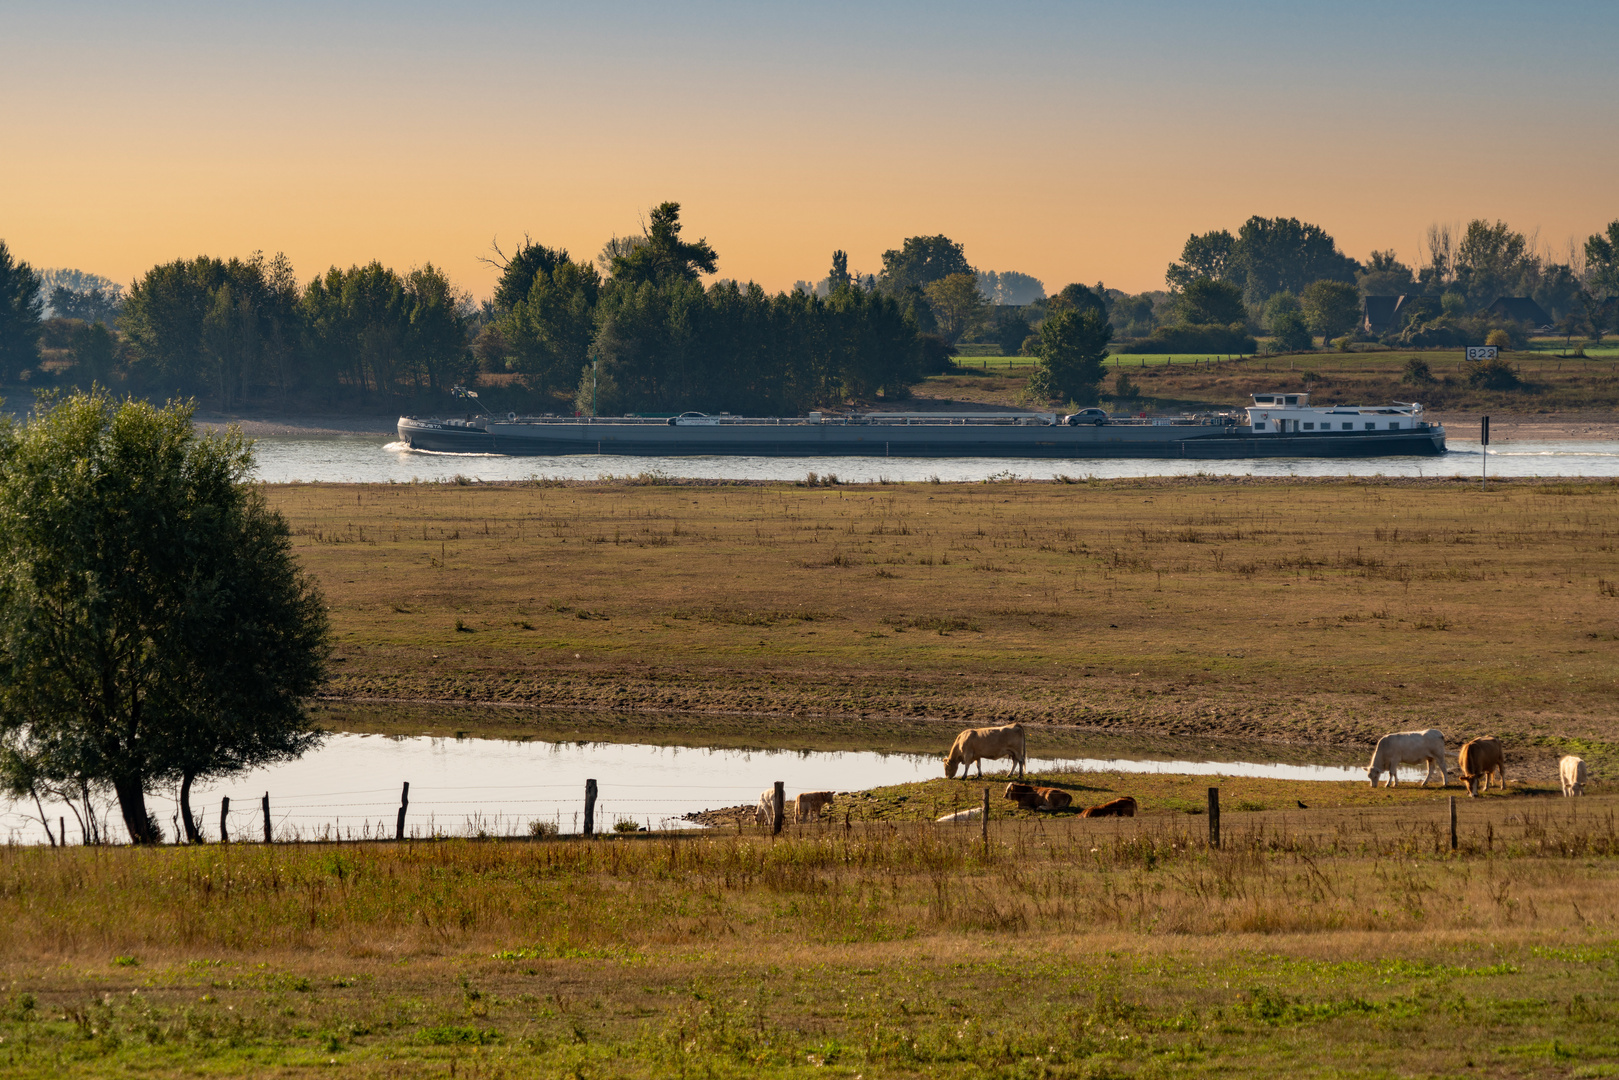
0,730 -> 1418,846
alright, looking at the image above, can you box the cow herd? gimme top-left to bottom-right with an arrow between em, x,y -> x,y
1366,728 -> 1589,798
747,722 -> 1591,830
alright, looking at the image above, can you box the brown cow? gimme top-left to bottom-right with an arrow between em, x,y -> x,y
1081,796 -> 1137,818
1003,782 -> 1044,810
1458,737 -> 1506,797
1035,787 -> 1074,810
795,790 -> 835,822
944,723 -> 1027,779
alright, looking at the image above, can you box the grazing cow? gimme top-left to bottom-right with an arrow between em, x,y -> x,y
795,790 -> 835,823
1366,729 -> 1448,788
1458,737 -> 1506,797
944,723 -> 1027,779
1082,796 -> 1137,818
753,789 -> 777,826
1035,787 -> 1074,811
1560,755 -> 1588,797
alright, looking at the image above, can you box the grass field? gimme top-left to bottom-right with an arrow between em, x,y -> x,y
277,476 -> 1619,770
2,788 -> 1616,1078
931,347 -> 1619,414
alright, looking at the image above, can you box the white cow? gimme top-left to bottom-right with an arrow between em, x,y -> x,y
1366,728 -> 1448,788
753,788 -> 778,826
1560,755 -> 1588,797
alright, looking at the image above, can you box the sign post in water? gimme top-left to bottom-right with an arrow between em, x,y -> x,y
1481,415 -> 1490,490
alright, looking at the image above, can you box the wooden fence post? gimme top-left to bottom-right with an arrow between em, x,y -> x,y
261,792 -> 272,844
1207,787 -> 1220,850
396,782 -> 409,840
584,779 -> 597,837
60,817 -> 66,847
220,797 -> 230,843
981,787 -> 990,848
1449,796 -> 1458,851
773,782 -> 786,836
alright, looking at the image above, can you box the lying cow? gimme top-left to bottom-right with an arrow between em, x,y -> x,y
1560,755 -> 1588,797
944,723 -> 1027,780
1458,737 -> 1506,797
1035,787 -> 1073,811
1003,782 -> 1044,810
795,790 -> 835,823
1366,728 -> 1448,788
1082,796 -> 1137,818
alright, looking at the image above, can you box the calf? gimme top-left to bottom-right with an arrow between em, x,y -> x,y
1458,737 -> 1506,797
795,790 -> 835,823
1560,755 -> 1588,797
1081,796 -> 1137,818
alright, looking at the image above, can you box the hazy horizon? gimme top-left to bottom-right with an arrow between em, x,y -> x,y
5,0 -> 1616,299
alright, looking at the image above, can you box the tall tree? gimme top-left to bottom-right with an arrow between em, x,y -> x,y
0,240 -> 45,382
1028,307 -> 1112,404
0,392 -> 328,844
1233,216 -> 1359,304
500,253 -> 601,394
1585,220 -> 1619,297
827,250 -> 852,293
922,272 -> 989,343
1300,280 -> 1361,340
1454,219 -> 1538,307
1173,278 -> 1246,326
1165,230 -> 1237,292
878,235 -> 971,293
609,202 -> 718,286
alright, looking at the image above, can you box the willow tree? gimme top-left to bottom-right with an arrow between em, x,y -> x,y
0,392 -> 329,844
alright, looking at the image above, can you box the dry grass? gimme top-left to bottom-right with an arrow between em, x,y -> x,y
276,476 -> 1619,763
2,796 -> 1617,1075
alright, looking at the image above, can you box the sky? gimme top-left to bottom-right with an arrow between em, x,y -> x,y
4,0 -> 1616,299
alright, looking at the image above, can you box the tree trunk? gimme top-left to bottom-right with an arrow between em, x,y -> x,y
112,773 -> 158,845
179,771 -> 203,843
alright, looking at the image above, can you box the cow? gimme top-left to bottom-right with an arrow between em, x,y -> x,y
1035,787 -> 1074,811
1002,782 -> 1044,810
795,790 -> 835,823
1458,737 -> 1506,797
1366,729 -> 1448,788
944,723 -> 1027,780
1560,755 -> 1588,797
753,788 -> 777,826
1082,796 -> 1137,818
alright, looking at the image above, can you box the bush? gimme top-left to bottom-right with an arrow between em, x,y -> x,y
1112,371 -> 1140,400
1117,322 -> 1257,355
1467,357 -> 1521,390
1334,335 -> 1354,352
1269,310 -> 1313,351
1401,358 -> 1436,385
1484,328 -> 1512,351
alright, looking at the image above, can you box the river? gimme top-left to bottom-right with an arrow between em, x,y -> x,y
246,433 -> 1619,484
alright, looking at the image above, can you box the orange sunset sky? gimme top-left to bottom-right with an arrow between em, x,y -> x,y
5,0 -> 1616,299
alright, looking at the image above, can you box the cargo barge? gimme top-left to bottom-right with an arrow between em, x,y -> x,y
397,392 -> 1446,459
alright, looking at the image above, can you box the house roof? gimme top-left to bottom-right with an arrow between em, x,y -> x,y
1485,297 -> 1551,325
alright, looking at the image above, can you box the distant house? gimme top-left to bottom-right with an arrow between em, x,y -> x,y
1484,297 -> 1551,327
1363,294 -> 1435,334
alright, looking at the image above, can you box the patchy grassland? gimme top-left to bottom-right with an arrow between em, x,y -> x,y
920,346 -> 1619,416
1,793 -> 1616,1077
279,477 -> 1619,768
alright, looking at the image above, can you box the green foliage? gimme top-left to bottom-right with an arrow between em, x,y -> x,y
1111,293 -> 1159,338
1485,328 -> 1512,350
1118,322 -> 1256,355
1112,370 -> 1140,401
1168,217 -> 1358,304
1301,280 -> 1361,339
978,309 -> 1031,356
0,240 -> 44,382
70,320 -> 118,385
609,202 -> 718,287
1174,278 -> 1246,326
1401,358 -> 1435,385
878,234 -> 971,293
1027,307 -> 1111,403
1468,356 -> 1521,390
0,393 -> 329,844
921,272 -> 988,344
918,333 -> 957,374
499,254 -> 601,394
1586,220 -> 1619,296
1267,293 -> 1313,351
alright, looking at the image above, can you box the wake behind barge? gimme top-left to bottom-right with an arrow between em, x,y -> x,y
397,392 -> 1446,459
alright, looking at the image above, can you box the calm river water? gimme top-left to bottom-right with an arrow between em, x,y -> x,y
0,732 -> 1432,846
247,434 -> 1619,484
